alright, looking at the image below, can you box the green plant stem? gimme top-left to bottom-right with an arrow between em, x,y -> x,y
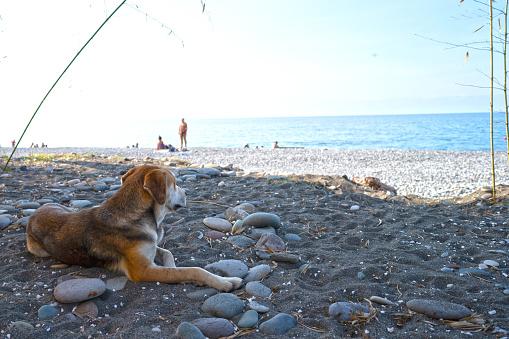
2,0 -> 127,171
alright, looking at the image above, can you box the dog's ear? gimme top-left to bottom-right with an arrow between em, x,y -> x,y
121,167 -> 137,185
143,169 -> 167,205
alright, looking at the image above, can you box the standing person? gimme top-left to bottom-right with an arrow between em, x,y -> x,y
12,140 -> 15,147
179,118 -> 188,150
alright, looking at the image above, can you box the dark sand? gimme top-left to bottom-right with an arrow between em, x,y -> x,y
1,155 -> 508,338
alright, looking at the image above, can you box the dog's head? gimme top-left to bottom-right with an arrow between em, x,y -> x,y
121,165 -> 186,212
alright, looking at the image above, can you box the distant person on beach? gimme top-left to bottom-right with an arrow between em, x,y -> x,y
12,140 -> 15,147
179,118 -> 188,150
273,141 -> 279,148
244,143 -> 249,148
157,136 -> 167,149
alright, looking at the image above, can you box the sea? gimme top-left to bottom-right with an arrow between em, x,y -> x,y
14,112 -> 509,151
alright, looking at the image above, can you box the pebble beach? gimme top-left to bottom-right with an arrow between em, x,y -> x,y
3,147 -> 509,199
1,147 -> 509,338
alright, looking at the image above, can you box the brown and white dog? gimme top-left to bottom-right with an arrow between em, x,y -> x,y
26,165 -> 242,292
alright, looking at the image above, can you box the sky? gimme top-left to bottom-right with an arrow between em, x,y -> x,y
0,0 -> 506,145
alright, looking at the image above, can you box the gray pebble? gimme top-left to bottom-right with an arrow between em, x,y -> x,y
198,168 -> 221,176
201,293 -> 244,319
22,209 -> 37,216
38,305 -> 59,319
93,183 -> 109,192
245,281 -> 272,298
69,200 -> 92,209
0,216 -> 11,228
203,217 -> 232,232
0,204 -> 17,212
74,300 -> 98,318
249,300 -> 270,313
105,276 -> 128,291
369,296 -> 395,306
204,259 -> 248,278
176,322 -> 206,339
16,202 -> 41,209
329,302 -> 370,321
187,288 -> 218,301
255,233 -> 285,252
224,207 -> 249,221
250,227 -> 276,239
459,268 -> 492,277
406,299 -> 472,320
238,310 -> 259,328
269,253 -> 300,264
236,203 -> 255,213
243,212 -> 281,228
192,318 -> 234,339
17,217 -> 30,227
53,278 -> 106,303
441,267 -> 455,273
357,272 -> 366,280
8,321 -> 35,332
227,235 -> 255,248
244,264 -> 271,282
259,313 -> 296,335
284,233 -> 302,241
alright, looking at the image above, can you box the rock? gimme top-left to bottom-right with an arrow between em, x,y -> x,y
74,300 -> 98,318
370,296 -> 395,306
329,302 -> 370,321
99,177 -> 116,183
256,250 -> 271,260
483,260 -> 500,268
244,264 -> 271,282
255,233 -> 286,252
204,259 -> 248,278
406,299 -> 472,320
285,233 -> 302,241
176,322 -> 206,339
459,268 -> 492,277
269,253 -> 300,264
227,235 -> 255,248
203,217 -> 232,232
0,216 -> 11,228
67,179 -> 80,185
57,275 -> 76,284
93,183 -> 109,192
105,276 -> 128,291
204,230 -> 226,240
36,198 -> 57,204
236,203 -> 255,213
242,212 -> 281,228
259,313 -> 296,335
196,173 -> 211,180
249,300 -> 270,313
53,278 -> 106,303
198,167 -> 221,177
186,288 -> 218,301
250,227 -> 276,239
245,281 -> 272,298
225,207 -> 249,222
192,318 -> 234,339
0,204 -> 17,212
22,209 -> 37,216
17,217 -> 30,227
9,321 -> 35,332
201,293 -> 245,319
69,200 -> 92,209
38,305 -> 59,319
16,202 -> 41,209
238,310 -> 259,328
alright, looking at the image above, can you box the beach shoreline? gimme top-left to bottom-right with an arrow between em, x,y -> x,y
3,147 -> 508,200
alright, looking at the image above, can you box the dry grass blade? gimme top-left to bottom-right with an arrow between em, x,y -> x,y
223,329 -> 255,338
346,299 -> 378,326
291,312 -> 328,333
444,314 -> 490,333
300,261 -> 313,274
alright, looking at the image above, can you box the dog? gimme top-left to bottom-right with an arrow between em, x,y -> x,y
26,165 -> 242,292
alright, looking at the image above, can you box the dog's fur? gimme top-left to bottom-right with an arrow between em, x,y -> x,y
26,165 -> 242,292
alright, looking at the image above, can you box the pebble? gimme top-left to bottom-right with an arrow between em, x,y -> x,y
458,268 -> 492,277
0,216 -> 11,228
176,322 -> 206,339
329,302 -> 370,321
243,264 -> 271,282
105,276 -> 128,291
227,235 -> 255,248
250,226 -> 276,238
0,204 -> 17,212
357,272 -> 366,280
57,275 -> 76,284
255,233 -> 286,252
236,203 -> 256,213
36,198 -> 57,204
201,293 -> 245,319
370,296 -> 395,306
204,259 -> 248,278
406,299 -> 472,320
242,212 -> 281,228
198,167 -> 221,176
269,253 -> 300,264
17,217 -> 30,226
38,305 -> 59,319
259,313 -> 297,335
285,233 -> 302,241
238,310 -> 259,328
440,267 -> 455,273
202,217 -> 232,232
192,318 -> 234,339
16,202 -> 41,209
68,179 -> 80,185
224,207 -> 249,221
483,259 -> 500,268
22,209 -> 37,216
236,200 -> 262,207
245,281 -> 272,298
69,200 -> 92,209
53,278 -> 106,303
186,288 -> 218,301
249,300 -> 270,313
7,321 -> 35,332
93,183 -> 109,192
74,300 -> 99,318
204,230 -> 226,240
350,205 -> 360,211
